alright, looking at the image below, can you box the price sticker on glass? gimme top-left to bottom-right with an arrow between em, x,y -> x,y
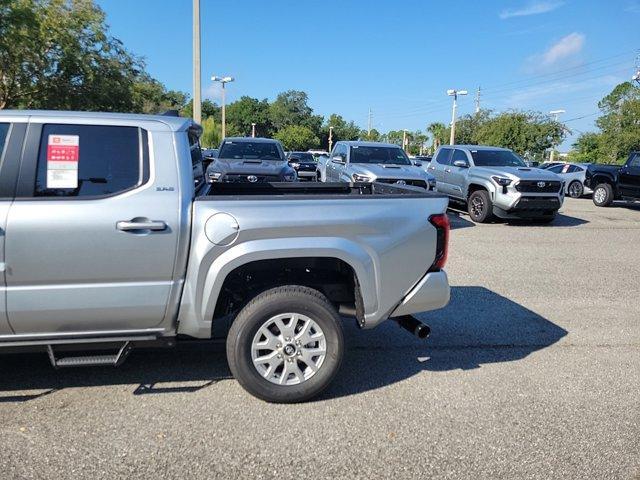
46,134 -> 79,188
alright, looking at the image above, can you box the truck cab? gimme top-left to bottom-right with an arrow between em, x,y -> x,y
586,151 -> 640,206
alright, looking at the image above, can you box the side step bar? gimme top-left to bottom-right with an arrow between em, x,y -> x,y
47,341 -> 133,368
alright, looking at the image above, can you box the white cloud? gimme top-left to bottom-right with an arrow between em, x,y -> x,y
499,1 -> 564,19
524,32 -> 585,72
625,1 -> 640,13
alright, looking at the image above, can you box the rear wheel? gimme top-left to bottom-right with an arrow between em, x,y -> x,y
226,286 -> 344,403
567,180 -> 584,198
593,183 -> 613,207
467,190 -> 493,223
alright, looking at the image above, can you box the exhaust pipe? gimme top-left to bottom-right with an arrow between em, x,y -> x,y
395,315 -> 430,340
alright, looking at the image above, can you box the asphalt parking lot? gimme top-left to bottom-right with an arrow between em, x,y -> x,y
1,198 -> 639,479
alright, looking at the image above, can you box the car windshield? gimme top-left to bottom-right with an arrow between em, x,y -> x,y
289,152 -> 315,162
219,141 -> 283,161
350,146 -> 412,165
470,150 -> 526,167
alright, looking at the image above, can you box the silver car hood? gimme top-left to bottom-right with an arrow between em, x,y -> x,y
471,166 -> 561,181
351,163 -> 433,180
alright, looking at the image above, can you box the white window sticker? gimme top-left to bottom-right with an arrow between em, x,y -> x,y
46,134 -> 79,188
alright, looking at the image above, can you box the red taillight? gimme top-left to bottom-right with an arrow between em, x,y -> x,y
428,213 -> 450,271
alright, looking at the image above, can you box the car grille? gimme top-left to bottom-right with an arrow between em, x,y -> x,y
515,180 -> 562,193
296,164 -> 316,172
223,174 -> 281,183
514,196 -> 561,210
375,178 -> 428,189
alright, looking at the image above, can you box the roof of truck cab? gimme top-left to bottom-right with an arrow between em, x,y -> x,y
338,141 -> 403,148
450,145 -> 512,151
222,137 -> 280,143
0,110 -> 193,131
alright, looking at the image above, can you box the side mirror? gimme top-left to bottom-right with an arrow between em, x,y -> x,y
332,155 -> 345,164
453,160 -> 469,168
413,161 -> 423,167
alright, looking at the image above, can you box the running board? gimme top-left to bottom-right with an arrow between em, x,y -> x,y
47,341 -> 133,368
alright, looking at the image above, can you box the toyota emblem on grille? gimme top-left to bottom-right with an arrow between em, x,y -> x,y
537,181 -> 546,188
247,175 -> 258,183
396,180 -> 407,185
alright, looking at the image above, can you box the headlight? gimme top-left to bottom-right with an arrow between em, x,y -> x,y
290,162 -> 300,169
352,173 -> 373,182
491,176 -> 512,187
208,172 -> 222,182
283,172 -> 296,182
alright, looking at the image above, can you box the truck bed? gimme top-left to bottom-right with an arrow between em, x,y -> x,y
200,181 -> 442,198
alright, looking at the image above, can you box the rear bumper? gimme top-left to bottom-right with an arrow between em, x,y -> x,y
390,270 -> 450,317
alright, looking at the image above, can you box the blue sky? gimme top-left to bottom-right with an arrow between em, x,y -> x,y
97,0 -> 639,149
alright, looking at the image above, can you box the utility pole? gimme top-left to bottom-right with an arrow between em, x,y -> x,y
367,108 -> 372,136
211,76 -> 235,139
474,86 -> 481,114
549,109 -> 565,162
251,123 -> 256,138
328,126 -> 334,153
402,129 -> 408,153
192,0 -> 201,124
447,89 -> 468,145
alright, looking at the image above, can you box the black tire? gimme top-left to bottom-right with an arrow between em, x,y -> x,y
567,180 -> 584,198
467,190 -> 493,223
226,285 -> 344,403
593,183 -> 614,207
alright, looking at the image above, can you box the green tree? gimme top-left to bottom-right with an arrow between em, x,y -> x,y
361,128 -> 381,142
274,125 -> 320,151
200,116 -> 221,147
427,122 -> 447,151
568,132 -> 601,163
474,111 -> 565,160
320,113 -> 361,146
131,76 -> 188,114
180,99 -> 220,120
1,0 -> 143,111
225,96 -> 271,137
595,82 -> 640,163
269,90 -> 322,134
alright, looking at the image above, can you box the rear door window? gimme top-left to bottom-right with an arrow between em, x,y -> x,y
434,148 -> 452,165
34,124 -> 145,198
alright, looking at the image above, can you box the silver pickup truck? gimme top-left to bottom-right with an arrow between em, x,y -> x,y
319,141 -> 437,190
429,145 -> 564,223
0,110 -> 451,403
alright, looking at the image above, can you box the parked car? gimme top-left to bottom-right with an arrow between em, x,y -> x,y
286,151 -> 317,181
318,141 -> 437,190
585,151 -> 640,207
206,137 -> 297,184
0,110 -> 451,403
545,162 -> 592,198
428,145 -> 564,223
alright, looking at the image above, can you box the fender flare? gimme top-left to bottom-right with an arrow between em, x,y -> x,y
177,237 -> 377,338
466,178 -> 496,199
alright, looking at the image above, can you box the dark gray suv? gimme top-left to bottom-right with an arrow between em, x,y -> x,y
206,137 -> 297,184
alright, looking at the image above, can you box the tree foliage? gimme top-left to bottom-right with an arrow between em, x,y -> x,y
274,125 -> 319,151
571,82 -> 640,164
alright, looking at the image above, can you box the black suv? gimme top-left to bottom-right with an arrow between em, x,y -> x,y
585,151 -> 640,207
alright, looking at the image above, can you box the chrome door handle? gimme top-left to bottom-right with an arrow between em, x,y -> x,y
445,169 -> 451,173
428,167 -> 435,171
117,220 -> 167,231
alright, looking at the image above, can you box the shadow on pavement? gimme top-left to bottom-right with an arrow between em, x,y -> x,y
0,287 -> 567,403
505,213 -> 589,227
447,212 -> 475,230
324,286 -> 567,399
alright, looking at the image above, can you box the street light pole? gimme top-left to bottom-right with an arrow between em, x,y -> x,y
402,129 -> 408,153
549,109 -> 565,162
192,0 -> 201,124
211,76 -> 234,139
251,123 -> 256,138
328,126 -> 334,153
447,89 -> 467,145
